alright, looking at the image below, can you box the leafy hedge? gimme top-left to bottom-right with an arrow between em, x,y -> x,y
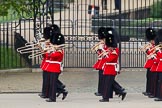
0,46 -> 26,69
150,0 -> 162,18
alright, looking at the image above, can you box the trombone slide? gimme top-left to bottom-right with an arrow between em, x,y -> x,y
91,42 -> 103,52
139,43 -> 152,51
17,43 -> 38,52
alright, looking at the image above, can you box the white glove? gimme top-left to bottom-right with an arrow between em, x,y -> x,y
151,54 -> 155,59
156,48 -> 160,52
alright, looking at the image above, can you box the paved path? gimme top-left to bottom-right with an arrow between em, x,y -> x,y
0,68 -> 161,107
0,93 -> 161,108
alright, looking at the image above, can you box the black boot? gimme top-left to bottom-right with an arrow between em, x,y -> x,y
99,99 -> 109,102
94,92 -> 102,96
121,92 -> 127,101
46,99 -> 56,102
56,92 -> 61,97
154,98 -> 162,101
62,91 -> 68,100
38,93 -> 48,98
142,92 -> 150,96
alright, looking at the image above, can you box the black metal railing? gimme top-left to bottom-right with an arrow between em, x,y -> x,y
0,0 -> 161,69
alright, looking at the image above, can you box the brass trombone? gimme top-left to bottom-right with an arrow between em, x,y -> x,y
139,43 -> 152,51
17,40 -> 49,54
147,44 -> 162,58
98,50 -> 110,58
17,43 -> 40,53
91,41 -> 104,52
28,43 -> 74,59
149,44 -> 162,52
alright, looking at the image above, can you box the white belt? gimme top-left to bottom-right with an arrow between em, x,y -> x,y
46,60 -> 61,65
45,60 -> 50,62
98,58 -> 102,60
105,63 -> 117,65
160,59 -> 162,61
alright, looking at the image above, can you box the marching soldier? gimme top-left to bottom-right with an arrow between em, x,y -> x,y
45,33 -> 68,102
39,25 -> 67,100
93,27 -> 106,96
105,27 -> 126,99
99,28 -> 126,102
149,32 -> 160,98
143,28 -> 157,97
39,26 -> 53,98
93,27 -> 126,99
153,29 -> 162,101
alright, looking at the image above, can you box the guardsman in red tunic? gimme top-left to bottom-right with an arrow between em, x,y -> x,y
105,27 -> 126,98
45,33 -> 68,102
99,28 -> 126,102
93,27 -> 106,96
39,26 -> 53,99
93,27 -> 125,97
153,29 -> 162,101
149,51 -> 159,98
143,28 -> 157,96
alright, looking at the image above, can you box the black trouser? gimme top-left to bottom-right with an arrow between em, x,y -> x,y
146,69 -> 151,93
113,79 -> 125,95
98,70 -> 104,94
41,71 -> 65,98
41,71 -> 50,97
49,72 -> 59,101
99,70 -> 124,97
57,75 -> 66,94
102,75 -> 115,100
156,73 -> 162,99
150,72 -> 158,97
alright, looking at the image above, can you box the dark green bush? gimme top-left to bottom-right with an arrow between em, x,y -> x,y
150,0 -> 162,18
0,46 -> 26,69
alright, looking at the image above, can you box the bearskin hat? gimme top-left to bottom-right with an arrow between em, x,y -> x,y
98,27 -> 106,39
145,28 -> 156,41
157,29 -> 162,42
105,27 -> 117,47
105,27 -> 120,43
105,28 -> 117,47
50,33 -> 65,45
43,27 -> 52,40
50,24 -> 61,34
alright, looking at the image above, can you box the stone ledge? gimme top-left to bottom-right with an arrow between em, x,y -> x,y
0,68 -> 32,73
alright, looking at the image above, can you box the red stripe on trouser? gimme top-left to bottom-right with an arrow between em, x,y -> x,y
46,73 -> 50,97
51,74 -> 56,100
160,83 -> 162,98
103,76 -> 110,99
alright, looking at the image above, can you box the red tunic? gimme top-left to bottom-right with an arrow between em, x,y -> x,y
155,51 -> 162,72
41,53 -> 50,71
45,50 -> 64,73
93,44 -> 108,70
102,48 -> 119,75
150,56 -> 160,72
144,44 -> 155,69
40,54 -> 46,69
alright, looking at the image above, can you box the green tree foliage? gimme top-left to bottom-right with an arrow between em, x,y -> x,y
0,0 -> 34,16
0,0 -> 74,17
150,0 -> 162,18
